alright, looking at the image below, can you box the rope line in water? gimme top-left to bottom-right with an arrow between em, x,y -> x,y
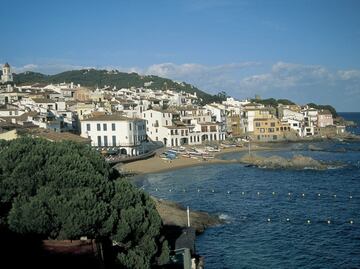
147,188 -> 356,199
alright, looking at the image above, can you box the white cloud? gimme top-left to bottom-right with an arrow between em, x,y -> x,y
145,62 -> 260,78
13,64 -> 38,73
337,70 -> 360,80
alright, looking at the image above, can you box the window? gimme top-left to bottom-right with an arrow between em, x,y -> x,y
270,122 -> 275,127
260,128 -> 265,133
143,113 -> 146,118
104,136 -> 108,146
86,124 -> 91,131
97,123 -> 101,131
97,136 -> 101,146
103,123 -> 107,131
156,129 -> 158,133
129,123 -> 132,131
112,123 -> 116,131
166,120 -> 168,125
112,135 -> 116,146
255,122 -> 261,127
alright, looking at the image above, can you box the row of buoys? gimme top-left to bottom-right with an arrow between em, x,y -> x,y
148,188 -> 355,199
264,219 -> 355,224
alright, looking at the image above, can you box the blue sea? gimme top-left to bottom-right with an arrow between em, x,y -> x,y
139,113 -> 360,269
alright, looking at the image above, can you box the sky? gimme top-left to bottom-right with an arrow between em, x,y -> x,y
1,0 -> 360,111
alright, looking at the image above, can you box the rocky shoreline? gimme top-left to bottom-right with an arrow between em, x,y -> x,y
152,197 -> 223,234
239,153 -> 343,170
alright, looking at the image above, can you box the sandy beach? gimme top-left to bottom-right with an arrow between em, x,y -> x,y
116,144 -> 271,175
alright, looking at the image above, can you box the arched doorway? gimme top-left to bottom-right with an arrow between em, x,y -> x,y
180,138 -> 188,145
201,134 -> 208,142
163,138 -> 168,147
120,148 -> 127,155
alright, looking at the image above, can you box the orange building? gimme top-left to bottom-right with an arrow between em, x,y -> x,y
253,117 -> 292,141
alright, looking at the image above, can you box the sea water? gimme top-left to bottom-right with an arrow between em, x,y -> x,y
138,113 -> 360,268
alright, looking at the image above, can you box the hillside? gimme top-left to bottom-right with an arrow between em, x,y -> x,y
251,97 -> 338,117
12,69 -> 224,104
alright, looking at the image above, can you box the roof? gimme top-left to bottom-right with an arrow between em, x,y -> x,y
82,113 -> 143,122
26,128 -> 91,144
3,62 -> 10,68
198,122 -> 221,126
165,125 -> 188,129
32,98 -> 56,103
0,111 -> 38,122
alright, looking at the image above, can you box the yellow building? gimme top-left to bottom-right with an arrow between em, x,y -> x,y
226,114 -> 242,137
252,117 -> 291,141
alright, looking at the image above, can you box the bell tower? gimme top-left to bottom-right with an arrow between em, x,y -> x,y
1,62 -> 13,83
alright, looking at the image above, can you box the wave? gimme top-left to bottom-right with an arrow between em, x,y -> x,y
218,213 -> 233,223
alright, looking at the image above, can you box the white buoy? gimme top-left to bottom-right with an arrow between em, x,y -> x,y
155,188 -> 158,191
318,193 -> 321,197
169,189 -> 172,192
227,190 -> 231,194
327,220 -> 331,224
333,194 -> 336,198
286,218 -> 290,222
307,220 -> 311,224
272,192 -> 275,195
183,189 -> 186,192
267,218 -> 271,222
242,192 -> 245,195
211,189 -> 215,193
350,195 -> 353,199
288,192 -> 291,196
197,189 -> 200,192
257,192 -> 260,195
302,193 -> 305,197
350,220 -> 354,224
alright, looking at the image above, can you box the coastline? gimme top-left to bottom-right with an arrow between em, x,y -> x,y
115,144 -> 273,175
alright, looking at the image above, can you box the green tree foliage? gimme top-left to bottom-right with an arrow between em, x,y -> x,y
307,103 -> 338,117
250,98 -> 295,107
0,137 -> 167,268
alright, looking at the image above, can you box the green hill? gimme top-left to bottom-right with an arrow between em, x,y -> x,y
13,69 -> 224,104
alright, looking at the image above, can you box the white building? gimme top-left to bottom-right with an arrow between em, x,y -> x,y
142,108 -> 226,147
301,107 -> 319,136
279,108 -> 304,136
1,63 -> 13,83
80,113 -> 147,156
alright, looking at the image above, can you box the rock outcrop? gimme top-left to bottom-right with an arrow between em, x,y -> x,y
240,154 -> 336,170
152,197 -> 222,233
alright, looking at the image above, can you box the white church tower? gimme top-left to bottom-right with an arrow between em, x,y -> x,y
1,62 -> 13,83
